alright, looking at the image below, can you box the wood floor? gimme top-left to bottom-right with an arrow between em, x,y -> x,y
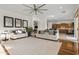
58,40 -> 79,55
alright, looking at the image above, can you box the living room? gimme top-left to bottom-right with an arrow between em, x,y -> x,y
0,4 -> 79,55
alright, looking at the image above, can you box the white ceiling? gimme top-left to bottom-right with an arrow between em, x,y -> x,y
0,4 -> 78,21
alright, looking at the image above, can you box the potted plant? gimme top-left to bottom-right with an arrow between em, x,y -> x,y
25,27 -> 33,36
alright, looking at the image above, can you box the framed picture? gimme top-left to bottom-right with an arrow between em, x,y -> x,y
15,18 -> 22,28
4,16 -> 14,27
22,20 -> 28,28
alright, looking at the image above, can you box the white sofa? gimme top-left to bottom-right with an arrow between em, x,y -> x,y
0,33 -> 11,41
36,30 -> 59,40
0,29 -> 28,40
10,29 -> 28,39
11,33 -> 28,39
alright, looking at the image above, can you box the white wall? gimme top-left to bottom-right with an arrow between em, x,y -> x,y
27,14 -> 47,30
0,9 -> 28,34
0,4 -> 78,32
29,14 -> 74,31
0,8 -> 47,33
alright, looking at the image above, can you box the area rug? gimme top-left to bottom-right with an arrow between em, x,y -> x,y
0,44 -> 6,55
3,37 -> 62,55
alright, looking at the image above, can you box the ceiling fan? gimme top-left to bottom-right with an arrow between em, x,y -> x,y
22,4 -> 48,15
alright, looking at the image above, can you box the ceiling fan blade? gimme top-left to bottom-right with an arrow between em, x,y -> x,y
22,4 -> 33,9
38,10 -> 43,14
39,9 -> 48,11
37,4 -> 46,9
24,9 -> 32,11
29,10 -> 34,14
35,11 -> 37,15
33,4 -> 36,9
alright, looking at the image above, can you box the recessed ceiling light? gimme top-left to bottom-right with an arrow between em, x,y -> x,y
49,15 -> 55,18
59,6 -> 63,9
51,15 -> 55,18
48,15 -> 55,19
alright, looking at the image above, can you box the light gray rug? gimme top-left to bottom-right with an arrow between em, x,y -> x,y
0,44 -> 6,55
3,37 -> 62,55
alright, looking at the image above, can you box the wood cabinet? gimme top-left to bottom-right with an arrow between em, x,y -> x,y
52,23 -> 74,33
